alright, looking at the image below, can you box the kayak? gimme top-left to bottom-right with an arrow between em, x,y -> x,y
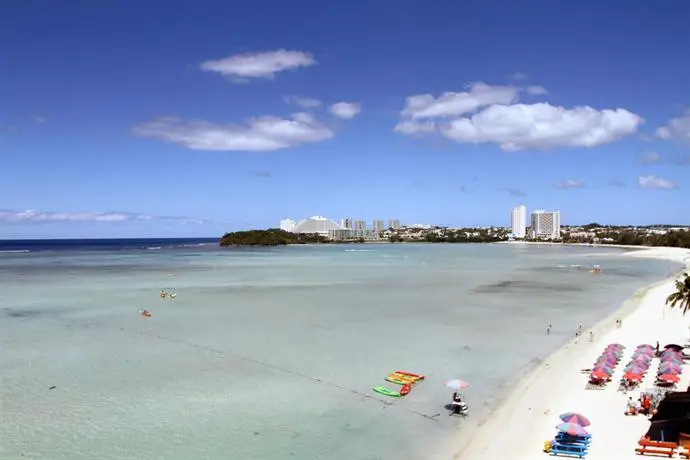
373,386 -> 401,398
386,376 -> 411,385
396,371 -> 425,380
386,373 -> 418,385
399,384 -> 412,396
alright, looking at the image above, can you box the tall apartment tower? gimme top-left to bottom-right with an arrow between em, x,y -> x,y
510,205 -> 527,238
341,218 -> 353,229
372,220 -> 385,231
388,219 -> 401,229
279,218 -> 296,232
530,210 -> 561,240
354,220 -> 367,230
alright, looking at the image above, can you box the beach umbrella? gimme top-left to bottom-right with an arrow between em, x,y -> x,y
637,344 -> 654,350
633,349 -> 654,357
625,364 -> 647,373
659,362 -> 681,372
445,379 -> 469,390
556,422 -> 588,436
559,412 -> 591,427
661,356 -> 683,366
658,373 -> 681,384
596,354 -> 618,363
631,355 -> 652,363
607,343 -> 625,349
664,344 -> 684,352
623,371 -> 644,382
590,369 -> 611,380
661,349 -> 682,357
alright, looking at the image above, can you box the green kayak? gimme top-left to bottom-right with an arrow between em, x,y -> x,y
373,386 -> 401,397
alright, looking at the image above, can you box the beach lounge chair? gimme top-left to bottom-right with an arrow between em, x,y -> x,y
635,438 -> 678,457
549,442 -> 588,458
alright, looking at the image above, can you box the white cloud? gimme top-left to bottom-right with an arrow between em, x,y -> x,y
394,120 -> 437,135
509,72 -> 528,80
133,113 -> 333,152
400,82 -> 519,119
641,151 -> 660,164
395,82 -> 643,150
199,49 -> 315,81
0,210 -> 151,223
0,210 -> 206,224
656,111 -> 690,142
329,102 -> 361,119
283,95 -> 322,108
637,175 -> 677,190
553,180 -> 584,189
526,85 -> 548,95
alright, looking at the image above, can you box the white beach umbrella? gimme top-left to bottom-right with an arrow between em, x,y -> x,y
446,379 -> 469,390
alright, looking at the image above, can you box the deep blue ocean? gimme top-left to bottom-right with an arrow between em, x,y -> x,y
0,237 -> 219,252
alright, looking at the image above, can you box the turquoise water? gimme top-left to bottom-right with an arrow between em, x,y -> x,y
0,243 -> 682,460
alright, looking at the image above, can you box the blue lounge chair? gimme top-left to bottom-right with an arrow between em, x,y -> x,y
549,442 -> 588,458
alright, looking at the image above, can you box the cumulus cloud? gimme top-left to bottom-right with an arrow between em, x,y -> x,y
400,82 -> 519,119
200,49 -> 315,81
553,180 -> 585,189
526,85 -> 548,95
657,111 -> 690,142
441,104 -> 642,151
283,95 -> 322,108
133,113 -> 334,152
637,175 -> 677,190
641,151 -> 660,164
329,102 -> 361,119
395,83 -> 643,151
0,210 -> 205,225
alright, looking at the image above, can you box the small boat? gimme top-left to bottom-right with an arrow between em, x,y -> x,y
373,386 -> 402,397
386,373 -> 419,385
395,371 -> 425,381
399,383 -> 412,396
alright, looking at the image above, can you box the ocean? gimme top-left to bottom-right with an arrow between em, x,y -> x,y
0,239 -> 683,460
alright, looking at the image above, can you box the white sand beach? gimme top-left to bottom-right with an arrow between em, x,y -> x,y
454,247 -> 690,460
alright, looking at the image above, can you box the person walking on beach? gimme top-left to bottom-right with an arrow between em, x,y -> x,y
546,324 -> 552,335
589,331 -> 594,342
656,341 -> 660,356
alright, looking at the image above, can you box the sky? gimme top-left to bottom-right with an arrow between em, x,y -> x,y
1,0 -> 689,239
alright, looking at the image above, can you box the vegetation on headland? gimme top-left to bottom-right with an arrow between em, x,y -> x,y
219,229 -> 327,246
219,224 -> 690,248
666,273 -> 690,315
561,225 -> 690,249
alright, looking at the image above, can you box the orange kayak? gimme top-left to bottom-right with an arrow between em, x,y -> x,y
395,371 -> 425,381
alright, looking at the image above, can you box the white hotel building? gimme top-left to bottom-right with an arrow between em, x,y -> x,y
530,210 -> 561,240
279,218 -> 296,232
510,205 -> 527,238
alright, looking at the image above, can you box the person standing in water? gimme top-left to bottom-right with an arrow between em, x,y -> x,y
546,324 -> 552,334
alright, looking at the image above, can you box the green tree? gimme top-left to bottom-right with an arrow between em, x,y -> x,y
666,274 -> 690,315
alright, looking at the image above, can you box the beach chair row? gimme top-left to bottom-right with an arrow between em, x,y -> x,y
635,437 -> 690,457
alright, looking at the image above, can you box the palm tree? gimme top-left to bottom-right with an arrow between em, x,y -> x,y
666,273 -> 690,314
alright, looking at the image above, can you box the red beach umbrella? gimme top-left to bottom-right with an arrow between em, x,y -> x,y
623,371 -> 644,382
658,373 -> 680,384
590,369 -> 610,380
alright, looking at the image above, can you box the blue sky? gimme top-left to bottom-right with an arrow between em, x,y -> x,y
1,0 -> 689,238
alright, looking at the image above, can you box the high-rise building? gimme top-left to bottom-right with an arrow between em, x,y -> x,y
354,220 -> 367,230
530,210 -> 561,240
372,220 -> 385,231
341,218 -> 353,229
388,219 -> 401,229
510,205 -> 527,238
280,218 -> 296,232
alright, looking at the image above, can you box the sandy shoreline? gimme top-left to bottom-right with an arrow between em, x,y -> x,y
450,247 -> 690,460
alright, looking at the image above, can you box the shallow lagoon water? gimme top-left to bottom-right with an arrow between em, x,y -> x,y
0,243 -> 682,460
